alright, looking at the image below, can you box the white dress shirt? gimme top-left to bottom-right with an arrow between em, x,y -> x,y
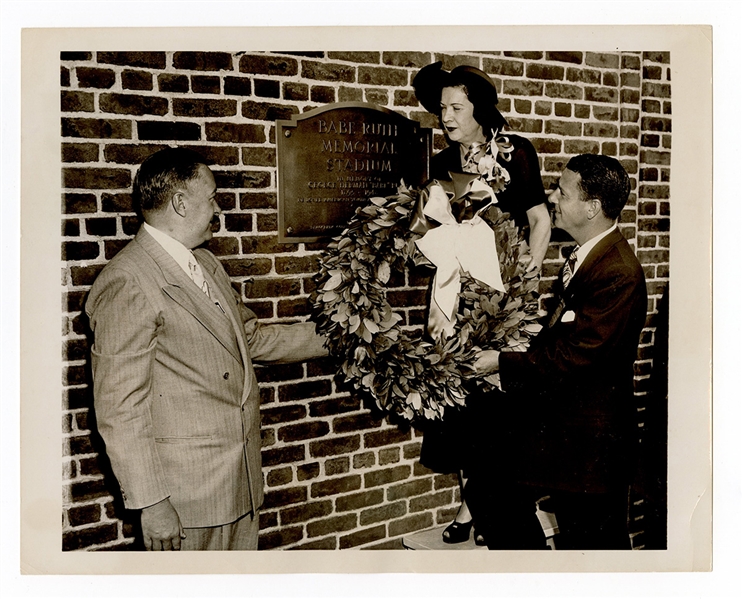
143,222 -> 194,279
573,223 -> 618,276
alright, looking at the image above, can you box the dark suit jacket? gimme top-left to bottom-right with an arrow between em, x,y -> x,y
86,227 -> 326,527
498,227 -> 647,493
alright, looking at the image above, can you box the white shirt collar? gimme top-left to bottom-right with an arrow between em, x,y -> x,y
143,222 -> 193,278
574,223 -> 617,274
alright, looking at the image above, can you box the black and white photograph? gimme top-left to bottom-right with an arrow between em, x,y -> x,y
7,4 -> 733,595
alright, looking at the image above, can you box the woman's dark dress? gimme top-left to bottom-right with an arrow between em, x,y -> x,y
419,133 -> 546,474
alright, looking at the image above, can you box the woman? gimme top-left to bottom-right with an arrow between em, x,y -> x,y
412,62 -> 551,544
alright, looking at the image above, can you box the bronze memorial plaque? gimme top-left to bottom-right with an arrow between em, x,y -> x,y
276,102 -> 432,243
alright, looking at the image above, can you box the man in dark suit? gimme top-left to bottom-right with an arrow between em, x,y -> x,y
467,154 -> 647,550
86,148 -> 327,550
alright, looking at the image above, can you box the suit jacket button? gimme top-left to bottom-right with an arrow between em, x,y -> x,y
223,372 -> 229,380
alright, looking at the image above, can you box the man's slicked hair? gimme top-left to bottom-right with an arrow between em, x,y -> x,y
566,153 -> 631,221
133,147 -> 208,215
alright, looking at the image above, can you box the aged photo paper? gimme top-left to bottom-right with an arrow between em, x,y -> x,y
18,22 -> 711,582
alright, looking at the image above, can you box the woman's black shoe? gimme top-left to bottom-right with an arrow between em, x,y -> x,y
442,520 -> 474,544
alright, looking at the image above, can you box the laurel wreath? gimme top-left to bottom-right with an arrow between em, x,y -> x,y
310,179 -> 543,422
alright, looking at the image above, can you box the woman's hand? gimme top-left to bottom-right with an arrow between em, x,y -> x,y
472,350 -> 500,376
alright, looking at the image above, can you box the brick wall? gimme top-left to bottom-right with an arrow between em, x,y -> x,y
61,50 -> 671,551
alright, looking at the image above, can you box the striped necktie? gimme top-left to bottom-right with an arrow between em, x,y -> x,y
188,252 -> 211,298
462,142 -> 484,173
561,246 -> 579,290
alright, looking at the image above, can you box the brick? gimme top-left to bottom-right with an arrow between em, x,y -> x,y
337,87 -> 362,103
219,76 -> 251,97
173,98 -> 236,118
221,257 -> 271,278
121,70 -> 153,91
641,117 -> 671,133
379,51 -> 427,68
242,147 -> 275,167
64,289 -> 87,312
503,80 -> 543,96
526,64 -> 564,80
241,235 -> 292,254
364,88 -> 388,105
593,106 -> 619,121
79,456 -> 103,477
75,67 -> 115,89
257,213 -> 277,232
278,380 -> 332,403
297,463 -> 320,481
402,441 -> 422,460
389,512 -> 433,537
533,101 -> 551,116
61,142 -> 98,163
263,486 -> 307,509
433,473 -> 459,490
583,123 -> 618,138
546,51 -> 583,64
640,150 -> 671,166
173,51 -> 233,71
643,51 -> 670,64
530,137 -> 561,154
259,510 -> 278,530
250,79 -> 279,99
282,81 -> 308,101
277,298 -> 311,318
62,118 -> 132,139
507,118 -> 543,134
261,404 -> 307,425
584,86 -> 618,103
364,427 -> 412,449
325,456 -> 350,476
575,104 -> 591,119
63,167 -> 131,190
61,90 -> 95,113
387,288 -> 426,308
336,488 -> 384,512
601,142 -> 617,156
387,478 -> 432,501
61,51 -> 91,61
137,120 -> 201,141
300,61 -> 355,83
642,82 -> 672,99
100,193 -> 133,214
65,386 -> 93,410
275,255 -> 320,274
639,185 -> 670,200
242,100 -> 298,121
586,52 -> 620,69
378,447 -> 400,466
309,396 -> 361,418
309,434 -> 361,458
62,241 -> 99,261
278,421 -> 329,443
158,73 -> 189,93
240,54 -> 298,76
64,364 -> 88,386
261,444 -> 305,467
307,513 -> 358,538
98,52 -> 166,69
333,412 -> 383,434
483,58 -> 524,77
602,72 -> 619,87
63,219 -> 80,236
86,217 -> 117,236
621,72 -> 641,88
188,75 -> 219,94
213,170 -> 270,189
258,526 -> 303,550
266,466 -> 293,487
247,277 -> 301,298
63,193 -> 97,214
622,54 -> 641,70
364,465 -> 410,488
311,474 -> 362,498
552,102 -> 570,117
240,192 -> 276,210
564,140 -> 599,155
360,500 -> 406,526
410,490 -> 453,512
255,363 -> 304,384
203,123 -> 265,145
103,143 -> 168,165
544,120 -> 581,137
621,124 -> 640,139
64,338 -> 89,361
566,67 -> 601,85
543,82 -> 581,100
61,66 -> 70,87
291,537 -> 337,550
280,500 -> 333,525
69,478 -> 109,502
339,524 -> 386,549
63,523 -> 118,551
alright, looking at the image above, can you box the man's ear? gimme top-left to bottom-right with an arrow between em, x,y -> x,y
585,198 -> 602,220
171,191 -> 187,217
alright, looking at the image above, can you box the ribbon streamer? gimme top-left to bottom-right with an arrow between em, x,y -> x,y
414,175 -> 506,339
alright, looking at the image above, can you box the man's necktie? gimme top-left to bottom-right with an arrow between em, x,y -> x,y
462,142 -> 484,174
560,245 -> 579,290
188,252 -> 211,298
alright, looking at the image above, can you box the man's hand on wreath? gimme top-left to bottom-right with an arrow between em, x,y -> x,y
472,349 -> 500,376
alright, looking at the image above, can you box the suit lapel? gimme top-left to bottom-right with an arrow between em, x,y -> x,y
135,228 -> 242,365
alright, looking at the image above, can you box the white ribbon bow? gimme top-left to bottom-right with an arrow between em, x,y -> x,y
414,181 -> 506,339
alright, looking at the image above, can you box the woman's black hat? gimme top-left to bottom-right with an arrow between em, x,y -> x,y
412,61 -> 507,131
